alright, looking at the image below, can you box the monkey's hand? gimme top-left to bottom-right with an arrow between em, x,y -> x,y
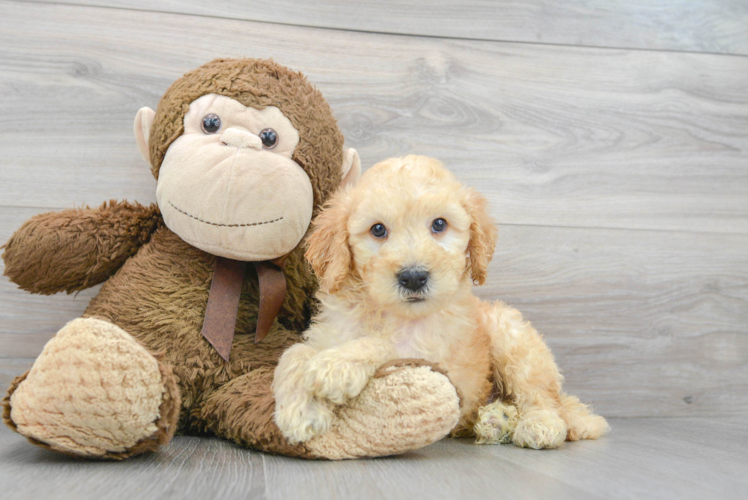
2,200 -> 160,294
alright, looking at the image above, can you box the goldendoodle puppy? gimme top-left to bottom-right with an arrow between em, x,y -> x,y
273,155 -> 609,449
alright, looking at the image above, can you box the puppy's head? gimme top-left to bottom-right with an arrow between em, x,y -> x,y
305,155 -> 497,317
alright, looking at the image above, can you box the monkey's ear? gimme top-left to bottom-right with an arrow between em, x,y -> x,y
134,107 -> 156,165
341,148 -> 361,188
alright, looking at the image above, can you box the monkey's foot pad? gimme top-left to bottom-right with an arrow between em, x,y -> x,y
306,361 -> 461,459
7,317 -> 172,458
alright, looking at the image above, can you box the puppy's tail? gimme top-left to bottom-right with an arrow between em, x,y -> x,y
559,393 -> 611,441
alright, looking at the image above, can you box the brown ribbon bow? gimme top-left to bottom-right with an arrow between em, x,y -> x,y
200,255 -> 287,362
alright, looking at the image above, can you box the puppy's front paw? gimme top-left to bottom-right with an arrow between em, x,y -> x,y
303,350 -> 374,405
274,390 -> 334,444
513,409 -> 568,449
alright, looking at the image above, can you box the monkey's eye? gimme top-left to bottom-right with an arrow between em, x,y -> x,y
370,223 -> 387,239
259,128 -> 278,149
431,218 -> 447,233
201,114 -> 221,134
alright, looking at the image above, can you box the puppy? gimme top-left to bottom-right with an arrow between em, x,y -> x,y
273,155 -> 609,449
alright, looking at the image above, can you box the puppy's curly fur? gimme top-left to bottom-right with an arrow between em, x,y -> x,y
273,155 -> 609,448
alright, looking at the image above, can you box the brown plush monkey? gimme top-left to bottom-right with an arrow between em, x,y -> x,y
2,59 -> 460,460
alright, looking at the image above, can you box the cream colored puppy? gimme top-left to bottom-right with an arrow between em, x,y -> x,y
273,155 -> 609,449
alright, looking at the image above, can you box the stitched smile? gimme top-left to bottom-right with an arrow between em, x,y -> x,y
169,201 -> 283,228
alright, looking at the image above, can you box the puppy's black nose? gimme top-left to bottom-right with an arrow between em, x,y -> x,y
397,268 -> 429,292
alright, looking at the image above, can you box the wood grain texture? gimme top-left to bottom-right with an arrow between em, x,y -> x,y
3,205 -> 746,417
1,416 -> 746,500
0,358 -> 34,388
22,0 -> 748,55
1,2 -> 747,234
0,1 -> 747,420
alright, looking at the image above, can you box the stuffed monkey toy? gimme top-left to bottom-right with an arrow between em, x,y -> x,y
2,58 -> 460,460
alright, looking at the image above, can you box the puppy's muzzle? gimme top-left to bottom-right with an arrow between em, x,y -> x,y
397,267 -> 429,293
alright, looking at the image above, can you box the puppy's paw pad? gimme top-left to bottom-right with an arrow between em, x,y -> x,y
303,354 -> 372,404
474,401 -> 518,445
513,410 -> 568,449
567,413 -> 610,441
275,395 -> 334,444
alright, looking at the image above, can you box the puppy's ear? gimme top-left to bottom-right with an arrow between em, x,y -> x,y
305,191 -> 353,293
464,189 -> 497,285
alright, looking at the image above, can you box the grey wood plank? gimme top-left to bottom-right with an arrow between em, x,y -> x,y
481,225 -> 748,419
0,276 -> 99,358
262,442 -> 598,500
0,358 -> 33,388
1,417 -> 746,500
451,417 -> 748,500
3,205 -> 746,418
23,0 -> 748,56
0,423 -> 266,500
1,2 -> 747,234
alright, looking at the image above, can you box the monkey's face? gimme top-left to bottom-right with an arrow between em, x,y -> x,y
154,94 -> 314,261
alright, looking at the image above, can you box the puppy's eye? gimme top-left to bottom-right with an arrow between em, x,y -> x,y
259,128 -> 278,149
431,218 -> 448,233
370,223 -> 387,238
201,114 -> 221,134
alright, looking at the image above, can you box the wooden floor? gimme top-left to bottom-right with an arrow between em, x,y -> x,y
1,0 -> 747,498
2,416 -> 747,500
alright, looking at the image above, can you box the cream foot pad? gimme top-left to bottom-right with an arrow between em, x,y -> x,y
9,318 -> 165,457
306,363 -> 461,459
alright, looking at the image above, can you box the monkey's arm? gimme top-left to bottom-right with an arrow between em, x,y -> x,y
2,200 -> 161,294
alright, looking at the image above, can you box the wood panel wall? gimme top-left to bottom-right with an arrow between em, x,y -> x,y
1,0 -> 746,418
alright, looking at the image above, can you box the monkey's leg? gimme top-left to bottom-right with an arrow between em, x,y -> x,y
199,359 -> 461,460
3,318 -> 180,459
